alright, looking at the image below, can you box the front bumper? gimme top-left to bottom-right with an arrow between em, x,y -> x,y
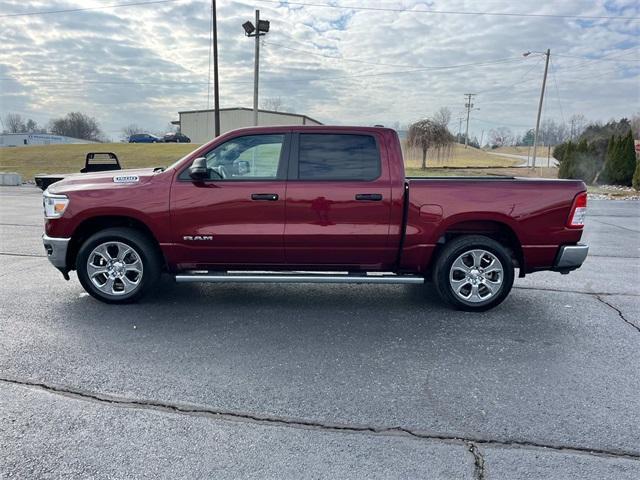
553,243 -> 589,273
43,234 -> 70,271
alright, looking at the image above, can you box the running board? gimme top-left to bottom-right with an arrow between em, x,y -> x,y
175,272 -> 425,285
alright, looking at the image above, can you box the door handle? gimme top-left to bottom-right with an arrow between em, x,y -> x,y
251,193 -> 279,201
355,193 -> 383,201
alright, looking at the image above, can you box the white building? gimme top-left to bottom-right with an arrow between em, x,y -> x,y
0,133 -> 97,148
176,107 -> 323,144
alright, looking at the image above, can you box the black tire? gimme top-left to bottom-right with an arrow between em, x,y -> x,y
432,235 -> 514,312
76,227 -> 161,304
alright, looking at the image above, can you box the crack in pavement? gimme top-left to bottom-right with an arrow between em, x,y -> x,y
596,295 -> 640,334
0,252 -> 46,258
590,218 -> 640,234
466,442 -> 486,480
513,285 -> 640,297
0,223 -> 42,227
1,377 -> 638,462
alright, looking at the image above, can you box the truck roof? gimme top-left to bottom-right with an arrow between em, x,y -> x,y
224,125 -> 398,135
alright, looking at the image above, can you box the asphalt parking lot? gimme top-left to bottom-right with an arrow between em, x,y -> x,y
1,185 -> 639,479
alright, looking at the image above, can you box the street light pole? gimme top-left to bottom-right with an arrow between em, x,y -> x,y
212,0 -> 220,137
253,9 -> 260,126
531,48 -> 550,169
243,10 -> 269,127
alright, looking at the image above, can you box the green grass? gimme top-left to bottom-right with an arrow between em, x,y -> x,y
0,143 -> 202,181
490,146 -> 532,156
402,142 -> 520,169
1,142 -> 535,182
407,166 -> 559,178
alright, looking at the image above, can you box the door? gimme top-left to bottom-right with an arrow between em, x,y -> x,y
170,133 -> 289,269
284,132 -> 394,269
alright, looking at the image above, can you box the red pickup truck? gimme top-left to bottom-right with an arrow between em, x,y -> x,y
42,126 -> 588,311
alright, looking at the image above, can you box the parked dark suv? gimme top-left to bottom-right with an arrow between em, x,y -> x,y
129,133 -> 160,143
163,132 -> 191,143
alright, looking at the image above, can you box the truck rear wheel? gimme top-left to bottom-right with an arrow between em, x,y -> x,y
76,227 -> 161,304
433,235 -> 514,311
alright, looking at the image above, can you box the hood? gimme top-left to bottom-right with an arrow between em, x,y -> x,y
48,168 -> 162,194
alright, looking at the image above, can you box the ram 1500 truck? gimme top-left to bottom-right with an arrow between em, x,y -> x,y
42,126 -> 588,311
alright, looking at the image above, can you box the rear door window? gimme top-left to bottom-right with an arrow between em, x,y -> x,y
297,134 -> 380,181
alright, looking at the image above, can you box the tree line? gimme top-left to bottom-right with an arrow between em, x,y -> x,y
554,117 -> 639,189
2,112 -> 105,142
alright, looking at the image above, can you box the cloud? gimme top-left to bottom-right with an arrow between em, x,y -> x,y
0,0 -> 638,139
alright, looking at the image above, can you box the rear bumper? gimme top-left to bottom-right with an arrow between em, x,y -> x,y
553,244 -> 589,273
43,234 -> 70,271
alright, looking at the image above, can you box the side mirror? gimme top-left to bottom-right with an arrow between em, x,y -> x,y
189,157 -> 208,180
236,160 -> 250,176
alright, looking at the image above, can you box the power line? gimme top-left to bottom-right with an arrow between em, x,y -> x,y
255,0 -> 640,21
0,0 -> 182,18
549,59 -> 565,125
553,52 -> 640,62
476,56 -> 544,95
0,56 -> 524,88
553,47 -> 640,73
264,41 -> 416,68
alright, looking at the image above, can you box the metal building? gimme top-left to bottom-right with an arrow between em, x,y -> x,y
0,133 -> 97,148
176,107 -> 323,144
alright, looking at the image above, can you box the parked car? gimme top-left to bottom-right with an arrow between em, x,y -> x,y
42,126 -> 588,311
163,132 -> 191,143
128,133 -> 160,143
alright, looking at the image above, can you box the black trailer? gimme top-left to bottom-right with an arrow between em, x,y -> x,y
35,152 -> 121,191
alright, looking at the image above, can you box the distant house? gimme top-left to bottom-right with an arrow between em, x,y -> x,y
175,107 -> 323,144
0,133 -> 98,148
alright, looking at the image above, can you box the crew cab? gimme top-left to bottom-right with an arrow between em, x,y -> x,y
42,126 -> 588,311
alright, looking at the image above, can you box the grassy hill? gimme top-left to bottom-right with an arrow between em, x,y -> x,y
402,142 -> 519,169
1,141 -> 521,182
0,143 -> 202,181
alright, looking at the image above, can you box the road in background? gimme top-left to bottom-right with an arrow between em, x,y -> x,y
1,186 -> 638,479
489,151 -> 559,167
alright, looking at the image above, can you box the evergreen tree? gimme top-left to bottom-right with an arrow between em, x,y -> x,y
602,135 -> 620,184
619,131 -> 637,186
602,131 -> 636,185
558,141 -> 575,179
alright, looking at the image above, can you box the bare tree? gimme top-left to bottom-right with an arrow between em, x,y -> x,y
122,124 -> 144,140
50,112 -> 103,141
25,119 -> 44,133
407,119 -> 455,169
489,127 -> 514,148
432,107 -> 452,128
568,113 -> 587,140
261,97 -> 286,112
2,113 -> 26,133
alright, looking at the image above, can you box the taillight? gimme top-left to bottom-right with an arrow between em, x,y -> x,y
567,192 -> 587,228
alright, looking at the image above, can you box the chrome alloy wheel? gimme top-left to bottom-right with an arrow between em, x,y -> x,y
449,249 -> 504,304
86,241 -> 143,296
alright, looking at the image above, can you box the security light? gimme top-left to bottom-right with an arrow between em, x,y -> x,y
258,19 -> 270,33
242,21 -> 255,36
522,51 -> 532,57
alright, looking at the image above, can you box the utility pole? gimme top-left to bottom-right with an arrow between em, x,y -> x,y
531,49 -> 550,168
458,116 -> 463,141
212,0 -> 220,137
253,9 -> 260,126
243,10 -> 270,126
464,93 -> 476,149
479,129 -> 484,149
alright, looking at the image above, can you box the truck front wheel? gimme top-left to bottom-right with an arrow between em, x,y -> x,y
76,227 -> 161,304
433,235 -> 514,311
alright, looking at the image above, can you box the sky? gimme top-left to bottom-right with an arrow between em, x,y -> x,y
1,0 -> 639,141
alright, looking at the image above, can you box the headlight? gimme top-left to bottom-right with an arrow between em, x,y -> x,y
43,192 -> 69,219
